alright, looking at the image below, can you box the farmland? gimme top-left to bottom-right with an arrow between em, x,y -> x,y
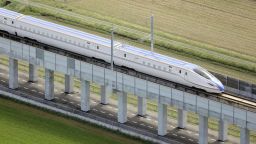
52,0 -> 256,56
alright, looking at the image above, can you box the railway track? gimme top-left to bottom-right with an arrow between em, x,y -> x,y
221,93 -> 256,109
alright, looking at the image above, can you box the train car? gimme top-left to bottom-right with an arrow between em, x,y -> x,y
0,8 -> 224,93
0,8 -> 23,34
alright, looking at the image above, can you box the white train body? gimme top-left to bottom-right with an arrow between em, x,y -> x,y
0,8 -> 224,93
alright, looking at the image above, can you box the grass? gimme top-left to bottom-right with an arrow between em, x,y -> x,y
0,0 -> 256,83
0,56 -> 256,142
0,97 -> 150,144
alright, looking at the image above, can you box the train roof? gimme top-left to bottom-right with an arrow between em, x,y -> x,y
19,16 -> 118,47
121,45 -> 197,69
0,8 -> 23,19
1,8 -> 197,70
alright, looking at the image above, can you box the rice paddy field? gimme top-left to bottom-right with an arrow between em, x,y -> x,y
1,0 -> 256,83
57,0 -> 256,56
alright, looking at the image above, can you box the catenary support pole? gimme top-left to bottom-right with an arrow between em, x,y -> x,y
111,29 -> 114,71
150,15 -> 154,52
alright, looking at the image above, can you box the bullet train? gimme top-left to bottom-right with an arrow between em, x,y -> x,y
0,8 -> 224,93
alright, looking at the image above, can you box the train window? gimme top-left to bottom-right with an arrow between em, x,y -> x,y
97,45 -> 99,49
124,54 -> 126,57
185,72 -> 187,75
169,66 -> 172,68
179,70 -> 181,74
87,41 -> 90,44
143,61 -> 145,65
12,21 -> 14,24
4,17 -> 7,20
147,63 -> 151,66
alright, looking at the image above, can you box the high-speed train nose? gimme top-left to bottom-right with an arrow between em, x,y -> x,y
211,77 -> 224,92
217,83 -> 224,92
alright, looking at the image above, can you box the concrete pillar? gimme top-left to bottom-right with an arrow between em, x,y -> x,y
9,58 -> 18,89
45,69 -> 54,100
158,103 -> 167,136
28,64 -> 38,82
117,91 -> 127,123
218,119 -> 228,141
199,115 -> 208,144
240,127 -> 250,144
64,74 -> 73,93
100,85 -> 112,105
81,80 -> 90,112
137,97 -> 147,116
178,109 -> 187,129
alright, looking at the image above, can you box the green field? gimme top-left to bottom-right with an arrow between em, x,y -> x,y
0,97 -> 149,144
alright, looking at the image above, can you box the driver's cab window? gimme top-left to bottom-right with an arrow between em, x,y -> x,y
193,68 -> 210,79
